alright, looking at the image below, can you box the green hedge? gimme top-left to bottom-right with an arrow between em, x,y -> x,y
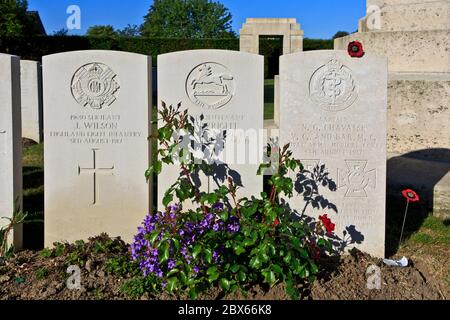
0,36 -> 333,66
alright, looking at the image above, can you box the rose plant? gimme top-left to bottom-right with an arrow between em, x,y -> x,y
133,103 -> 337,299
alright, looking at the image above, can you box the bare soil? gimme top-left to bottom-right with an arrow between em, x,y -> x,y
0,235 -> 445,300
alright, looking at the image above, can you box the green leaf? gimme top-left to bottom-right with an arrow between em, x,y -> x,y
166,277 -> 178,293
192,245 -> 202,259
262,270 -> 276,286
230,264 -> 240,273
219,278 -> 230,291
180,271 -> 188,285
234,245 -> 246,255
148,230 -> 160,245
238,271 -> 247,282
162,193 -> 173,207
159,242 -> 170,264
167,268 -> 179,277
204,248 -> 212,264
249,256 -> 262,269
189,288 -> 197,300
207,266 -> 219,282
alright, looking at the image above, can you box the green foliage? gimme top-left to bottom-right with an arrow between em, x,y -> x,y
332,31 -> 350,39
0,36 -> 334,66
0,203 -> 27,259
303,38 -> 334,51
141,0 -> 236,38
86,25 -> 118,38
120,276 -> 158,298
105,257 -> 139,277
136,104 -> 337,299
0,0 -> 45,37
35,267 -> 49,280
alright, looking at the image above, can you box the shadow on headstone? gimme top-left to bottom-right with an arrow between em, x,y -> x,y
386,148 -> 450,256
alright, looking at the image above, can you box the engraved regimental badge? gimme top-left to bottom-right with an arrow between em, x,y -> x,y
71,63 -> 120,110
186,62 -> 235,110
309,58 -> 358,112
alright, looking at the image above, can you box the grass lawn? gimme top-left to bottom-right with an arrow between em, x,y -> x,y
264,79 -> 275,120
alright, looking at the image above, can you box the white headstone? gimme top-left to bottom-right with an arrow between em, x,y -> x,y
43,50 -> 152,246
158,50 -> 264,209
21,60 -> 43,143
280,50 -> 387,258
0,53 -> 23,250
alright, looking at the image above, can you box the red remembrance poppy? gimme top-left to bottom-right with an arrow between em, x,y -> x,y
402,189 -> 420,202
319,214 -> 335,235
274,217 -> 280,227
348,41 -> 365,58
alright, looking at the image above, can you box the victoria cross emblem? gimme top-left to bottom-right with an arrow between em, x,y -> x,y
71,62 -> 120,110
338,160 -> 376,198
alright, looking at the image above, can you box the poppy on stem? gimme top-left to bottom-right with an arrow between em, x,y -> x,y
398,189 -> 420,248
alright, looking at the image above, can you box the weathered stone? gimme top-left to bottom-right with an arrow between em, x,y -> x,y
280,50 -> 388,258
0,53 -> 23,251
43,50 -> 152,246
240,18 -> 304,55
20,60 -> 43,143
158,50 -> 264,209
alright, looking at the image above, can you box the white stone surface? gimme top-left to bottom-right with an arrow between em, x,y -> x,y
43,50 -> 152,246
158,50 -> 264,210
0,53 -> 23,250
21,60 -> 43,143
280,50 -> 387,258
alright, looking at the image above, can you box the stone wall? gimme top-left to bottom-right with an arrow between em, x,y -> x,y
387,74 -> 450,154
240,18 -> 304,55
361,0 -> 450,32
334,30 -> 450,73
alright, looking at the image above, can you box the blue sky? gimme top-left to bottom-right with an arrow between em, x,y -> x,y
28,0 -> 366,39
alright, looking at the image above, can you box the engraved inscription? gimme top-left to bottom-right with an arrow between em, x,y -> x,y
309,58 -> 358,112
78,149 -> 115,205
338,160 -> 376,197
186,63 -> 235,110
71,63 -> 120,110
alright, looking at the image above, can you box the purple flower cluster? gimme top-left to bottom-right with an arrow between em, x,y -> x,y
131,203 -> 240,279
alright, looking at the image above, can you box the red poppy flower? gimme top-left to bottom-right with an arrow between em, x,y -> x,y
402,189 -> 420,203
274,217 -> 280,227
319,214 -> 335,235
348,41 -> 365,58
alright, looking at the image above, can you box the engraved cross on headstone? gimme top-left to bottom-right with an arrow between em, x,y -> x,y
78,149 -> 115,205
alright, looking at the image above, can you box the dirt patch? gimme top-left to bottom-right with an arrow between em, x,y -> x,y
0,236 -> 444,300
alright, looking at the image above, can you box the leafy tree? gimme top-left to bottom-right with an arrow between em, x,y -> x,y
141,0 -> 236,38
86,25 -> 118,38
117,24 -> 141,37
0,0 -> 44,37
332,31 -> 350,39
53,28 -> 69,36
